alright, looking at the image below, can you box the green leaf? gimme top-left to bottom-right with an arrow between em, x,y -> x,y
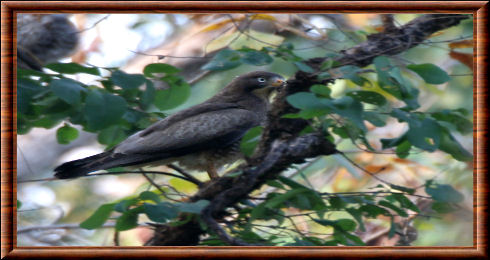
391,193 -> 420,212
202,49 -> 242,71
266,189 -> 308,209
139,80 -> 156,109
336,219 -> 357,232
320,59 -> 334,70
312,218 -> 336,227
154,82 -> 191,111
143,63 -> 180,78
286,92 -> 328,111
282,109 -> 328,119
294,61 -> 315,73
240,126 -> 263,156
110,70 -> 146,90
336,65 -> 366,86
381,134 -> 407,149
406,63 -> 451,84
45,62 -> 100,75
291,194 -> 311,209
343,231 -> 365,245
438,128 -> 473,161
277,176 -> 310,190
17,78 -> 43,114
431,109 -> 472,135
425,183 -> 464,203
346,91 -> 387,106
388,217 -> 396,238
114,198 -> 140,213
240,50 -> 273,66
17,200 -> 22,209
80,203 -> 115,230
287,93 -> 366,132
329,196 -> 346,209
374,56 -> 419,109
122,109 -> 146,124
345,208 -> 366,232
56,124 -> 79,144
139,191 -> 161,203
144,202 -> 179,222
390,184 -> 415,194
250,203 -> 273,221
265,180 -> 285,190
18,68 -> 53,82
312,218 -> 357,233
333,230 -> 348,245
32,116 -> 64,129
330,96 -> 367,132
395,140 -> 412,158
49,78 -> 86,104
391,109 -> 441,152
359,204 -> 389,217
379,200 -> 408,217
97,125 -> 127,147
115,206 -> 144,231
83,90 -> 127,131
374,56 -> 401,96
431,201 -> 458,213
363,111 -> 386,127
310,84 -> 331,97
237,230 -> 267,244
350,76 -> 372,87
178,200 -> 210,214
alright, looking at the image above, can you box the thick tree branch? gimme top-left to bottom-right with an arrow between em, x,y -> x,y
146,13 -> 470,246
308,14 -> 470,68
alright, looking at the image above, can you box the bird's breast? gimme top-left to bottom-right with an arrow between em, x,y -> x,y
174,141 -> 243,172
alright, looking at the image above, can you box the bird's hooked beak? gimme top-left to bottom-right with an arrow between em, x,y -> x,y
269,76 -> 285,87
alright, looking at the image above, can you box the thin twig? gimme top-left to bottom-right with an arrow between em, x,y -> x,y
226,14 -> 280,47
77,14 -> 110,34
337,151 -> 400,188
19,170 -> 200,185
202,212 -> 257,246
140,170 -> 181,203
167,164 -> 203,186
18,223 -> 124,234
114,230 -> 120,246
128,50 -> 209,60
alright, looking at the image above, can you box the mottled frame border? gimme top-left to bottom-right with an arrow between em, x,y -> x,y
1,1 -> 487,259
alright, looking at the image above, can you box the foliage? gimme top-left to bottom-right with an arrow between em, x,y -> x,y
79,190 -> 209,231
17,14 -> 473,246
18,62 -> 186,148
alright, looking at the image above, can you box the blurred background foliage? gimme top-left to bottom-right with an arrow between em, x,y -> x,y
17,13 -> 473,246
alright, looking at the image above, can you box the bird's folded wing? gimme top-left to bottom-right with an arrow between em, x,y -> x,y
114,108 -> 260,155
139,102 -> 241,136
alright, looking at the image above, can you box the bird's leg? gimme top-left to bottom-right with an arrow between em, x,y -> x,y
206,164 -> 219,179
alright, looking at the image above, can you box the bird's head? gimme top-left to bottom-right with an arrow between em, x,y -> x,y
225,71 -> 285,100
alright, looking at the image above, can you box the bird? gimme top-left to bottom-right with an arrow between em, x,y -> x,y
17,14 -> 79,70
54,71 -> 285,180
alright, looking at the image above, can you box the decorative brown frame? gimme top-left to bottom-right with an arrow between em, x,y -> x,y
1,1 -> 487,259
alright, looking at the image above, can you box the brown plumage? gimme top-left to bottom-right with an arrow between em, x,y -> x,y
54,71 -> 285,179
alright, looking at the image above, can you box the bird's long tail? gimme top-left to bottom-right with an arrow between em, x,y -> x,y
54,151 -> 158,179
54,150 -> 173,179
54,152 -> 114,179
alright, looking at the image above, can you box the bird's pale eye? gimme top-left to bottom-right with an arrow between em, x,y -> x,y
257,77 -> 266,83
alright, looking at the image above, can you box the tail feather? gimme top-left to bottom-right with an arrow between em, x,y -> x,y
54,152 -> 166,179
54,152 -> 113,179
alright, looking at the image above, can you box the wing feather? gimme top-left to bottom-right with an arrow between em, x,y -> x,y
114,108 -> 260,155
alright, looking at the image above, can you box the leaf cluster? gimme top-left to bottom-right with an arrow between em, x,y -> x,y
18,62 -> 188,148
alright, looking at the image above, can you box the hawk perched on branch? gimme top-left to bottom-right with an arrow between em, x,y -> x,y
54,71 -> 285,179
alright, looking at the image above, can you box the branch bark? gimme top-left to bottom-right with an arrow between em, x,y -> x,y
146,13 -> 469,246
